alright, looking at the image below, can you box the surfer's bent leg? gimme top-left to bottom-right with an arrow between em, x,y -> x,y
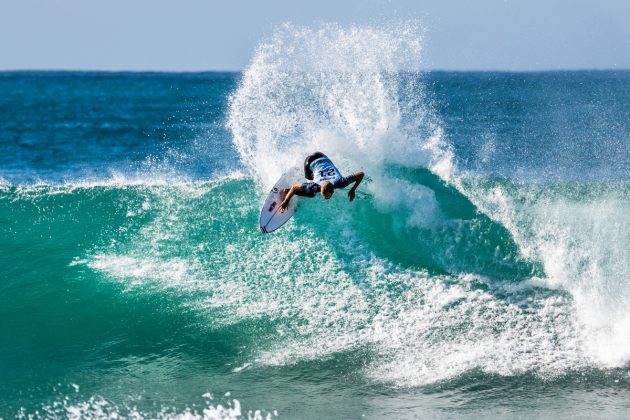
304,152 -> 325,180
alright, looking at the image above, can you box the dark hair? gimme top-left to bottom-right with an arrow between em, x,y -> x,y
322,182 -> 334,196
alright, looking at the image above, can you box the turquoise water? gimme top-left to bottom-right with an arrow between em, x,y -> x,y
3,24 -> 630,419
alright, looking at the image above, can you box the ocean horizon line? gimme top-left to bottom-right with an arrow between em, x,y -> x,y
2,67 -> 630,75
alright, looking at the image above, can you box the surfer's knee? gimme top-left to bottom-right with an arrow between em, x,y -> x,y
304,152 -> 325,180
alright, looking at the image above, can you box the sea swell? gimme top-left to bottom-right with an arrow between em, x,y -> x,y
0,172 -> 613,391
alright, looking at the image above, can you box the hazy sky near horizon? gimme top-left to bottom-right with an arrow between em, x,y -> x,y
1,0 -> 629,71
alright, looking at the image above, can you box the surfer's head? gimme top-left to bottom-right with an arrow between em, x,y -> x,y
321,181 -> 334,199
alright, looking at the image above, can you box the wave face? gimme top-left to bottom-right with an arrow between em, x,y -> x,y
227,22 -> 630,374
3,25 -> 630,419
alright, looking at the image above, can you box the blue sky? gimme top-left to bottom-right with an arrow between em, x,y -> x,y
1,0 -> 629,71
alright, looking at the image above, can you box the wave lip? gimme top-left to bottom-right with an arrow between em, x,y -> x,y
457,179 -> 630,368
228,21 -> 450,189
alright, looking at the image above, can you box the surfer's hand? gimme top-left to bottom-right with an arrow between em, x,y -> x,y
279,200 -> 289,213
348,189 -> 356,202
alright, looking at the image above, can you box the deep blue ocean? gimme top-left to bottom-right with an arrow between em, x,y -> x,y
3,25 -> 630,419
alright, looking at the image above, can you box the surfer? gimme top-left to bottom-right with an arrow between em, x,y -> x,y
279,152 -> 364,212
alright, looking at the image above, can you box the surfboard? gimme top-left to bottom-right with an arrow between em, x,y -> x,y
259,173 -> 299,233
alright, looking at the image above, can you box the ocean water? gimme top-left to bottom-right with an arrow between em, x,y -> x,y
3,23 -> 630,419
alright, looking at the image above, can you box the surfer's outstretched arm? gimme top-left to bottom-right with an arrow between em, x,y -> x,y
279,183 -> 302,212
348,171 -> 364,202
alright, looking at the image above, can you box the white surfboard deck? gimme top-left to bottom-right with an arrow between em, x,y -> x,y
259,171 -> 300,233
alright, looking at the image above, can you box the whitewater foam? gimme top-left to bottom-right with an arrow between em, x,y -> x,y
17,394 -> 275,420
455,178 -> 630,367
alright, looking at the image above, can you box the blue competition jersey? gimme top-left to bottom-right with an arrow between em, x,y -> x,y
300,155 -> 357,195
310,156 -> 342,184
